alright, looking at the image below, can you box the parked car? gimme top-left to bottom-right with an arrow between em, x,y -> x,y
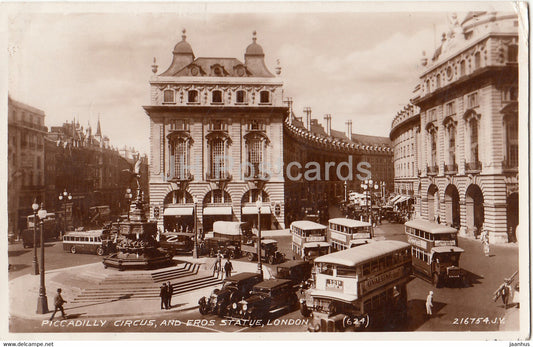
274,260 -> 313,289
198,272 -> 263,317
230,279 -> 299,323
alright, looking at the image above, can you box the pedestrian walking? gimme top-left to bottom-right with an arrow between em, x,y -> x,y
49,288 -> 67,321
216,251 -> 223,278
166,281 -> 173,309
224,259 -> 233,279
160,283 -> 168,310
212,258 -> 220,277
496,278 -> 513,309
426,291 -> 434,317
480,228 -> 490,256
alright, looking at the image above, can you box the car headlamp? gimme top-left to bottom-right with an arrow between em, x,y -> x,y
243,304 -> 248,311
232,303 -> 237,309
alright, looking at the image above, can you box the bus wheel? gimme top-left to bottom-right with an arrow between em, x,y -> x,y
247,252 -> 255,262
70,246 -> 77,254
432,273 -> 440,288
96,247 -> 104,256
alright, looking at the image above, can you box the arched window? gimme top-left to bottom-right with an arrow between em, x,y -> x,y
245,135 -> 266,178
212,90 -> 223,104
504,115 -> 518,168
508,44 -> 518,63
444,121 -> 456,168
236,90 -> 246,104
163,89 -> 174,103
436,74 -> 441,89
209,138 -> 227,179
259,91 -> 270,104
169,137 -> 190,180
188,90 -> 199,103
474,52 -> 481,69
469,117 -> 479,163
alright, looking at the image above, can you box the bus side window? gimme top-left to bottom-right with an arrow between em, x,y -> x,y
370,260 -> 379,273
362,263 -> 370,276
386,255 -> 393,266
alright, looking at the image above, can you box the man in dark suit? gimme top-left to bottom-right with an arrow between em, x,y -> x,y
160,283 -> 168,310
49,288 -> 67,321
166,281 -> 173,309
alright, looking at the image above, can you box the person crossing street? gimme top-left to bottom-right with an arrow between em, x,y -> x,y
49,288 -> 67,321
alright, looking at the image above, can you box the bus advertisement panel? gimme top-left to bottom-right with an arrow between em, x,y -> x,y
300,240 -> 412,332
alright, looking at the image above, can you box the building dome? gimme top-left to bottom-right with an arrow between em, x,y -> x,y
173,29 -> 194,55
245,31 -> 264,56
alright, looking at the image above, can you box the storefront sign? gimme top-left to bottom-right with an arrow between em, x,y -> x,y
361,267 -> 404,294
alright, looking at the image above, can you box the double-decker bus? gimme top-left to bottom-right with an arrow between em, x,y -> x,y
300,240 -> 412,332
404,219 -> 465,287
290,220 -> 331,260
327,218 -> 373,251
22,213 -> 60,247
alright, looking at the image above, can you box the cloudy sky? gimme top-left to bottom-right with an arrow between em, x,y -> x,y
6,2 -> 516,155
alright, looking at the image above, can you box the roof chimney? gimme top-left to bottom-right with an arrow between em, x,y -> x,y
303,107 -> 312,130
324,114 -> 331,136
345,120 -> 352,140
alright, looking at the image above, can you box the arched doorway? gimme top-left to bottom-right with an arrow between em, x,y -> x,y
241,189 -> 271,230
427,184 -> 439,221
202,189 -> 232,232
465,184 -> 484,235
444,185 -> 460,229
507,193 -> 518,242
163,190 -> 194,232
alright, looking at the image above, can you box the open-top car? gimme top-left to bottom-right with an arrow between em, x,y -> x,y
230,279 -> 299,323
198,272 -> 263,316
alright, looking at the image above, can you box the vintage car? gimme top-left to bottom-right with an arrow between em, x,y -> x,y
198,272 -> 263,316
159,232 -> 194,255
274,260 -> 313,289
230,279 -> 299,323
201,236 -> 242,259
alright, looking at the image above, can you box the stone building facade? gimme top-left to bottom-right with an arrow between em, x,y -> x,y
284,106 -> 393,226
144,31 -> 287,232
410,12 -> 519,243
7,96 -> 47,237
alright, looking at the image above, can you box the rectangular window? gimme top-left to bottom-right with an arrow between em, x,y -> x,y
163,90 -> 174,103
467,93 -> 479,108
445,102 -> 456,117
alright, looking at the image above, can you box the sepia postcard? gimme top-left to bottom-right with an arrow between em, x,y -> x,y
1,1 -> 530,343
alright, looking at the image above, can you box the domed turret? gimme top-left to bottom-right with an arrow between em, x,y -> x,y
159,29 -> 196,76
244,31 -> 274,77
173,29 -> 195,55
245,31 -> 265,56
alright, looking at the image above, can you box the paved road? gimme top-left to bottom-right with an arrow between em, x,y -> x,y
8,222 -> 519,333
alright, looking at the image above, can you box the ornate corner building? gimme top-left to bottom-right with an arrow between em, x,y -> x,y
144,31 -> 287,232
402,12 -> 519,243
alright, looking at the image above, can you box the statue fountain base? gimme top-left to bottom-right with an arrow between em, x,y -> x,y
103,196 -> 172,271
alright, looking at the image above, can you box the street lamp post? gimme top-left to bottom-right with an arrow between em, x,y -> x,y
58,189 -> 72,238
256,195 -> 263,277
125,188 -> 133,220
36,203 -> 49,314
344,180 -> 347,202
193,197 -> 199,258
31,200 -> 39,275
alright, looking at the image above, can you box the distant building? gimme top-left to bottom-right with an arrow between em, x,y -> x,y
389,104 -> 420,210
410,12 -> 519,243
144,31 -> 287,232
283,106 -> 393,225
46,119 -> 132,226
8,96 -> 47,237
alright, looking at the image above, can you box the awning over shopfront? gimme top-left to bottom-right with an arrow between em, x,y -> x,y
241,206 -> 272,215
394,196 -> 411,204
203,206 -> 233,216
163,207 -> 194,216
390,195 -> 403,203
